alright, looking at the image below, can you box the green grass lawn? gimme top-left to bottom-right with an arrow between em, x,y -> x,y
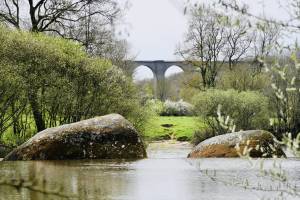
144,116 -> 206,141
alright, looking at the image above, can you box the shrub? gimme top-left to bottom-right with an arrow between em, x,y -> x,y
217,65 -> 271,91
0,26 -> 147,143
144,99 -> 164,115
160,100 -> 194,116
192,89 -> 271,135
268,56 -> 300,137
191,129 -> 215,145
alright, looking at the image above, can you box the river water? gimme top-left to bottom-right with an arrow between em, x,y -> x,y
0,141 -> 299,200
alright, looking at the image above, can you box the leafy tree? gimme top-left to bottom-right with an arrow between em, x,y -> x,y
0,0 -> 131,70
0,26 -> 145,141
0,0 -> 119,34
217,64 -> 271,91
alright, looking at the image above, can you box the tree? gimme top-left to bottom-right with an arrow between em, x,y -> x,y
218,0 -> 300,137
269,53 -> 300,137
0,0 -> 130,67
0,26 -> 145,137
177,5 -> 228,88
0,1 -> 131,132
219,0 -> 300,30
224,17 -> 252,70
0,64 -> 26,135
0,0 -> 119,35
82,24 -> 133,73
0,1 -> 132,96
252,22 -> 281,72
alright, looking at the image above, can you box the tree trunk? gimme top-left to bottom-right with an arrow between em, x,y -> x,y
200,67 -> 207,88
11,103 -> 19,135
28,91 -> 45,132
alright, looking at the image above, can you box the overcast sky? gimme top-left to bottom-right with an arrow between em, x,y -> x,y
119,0 -> 298,80
119,0 -> 294,61
118,0 -> 187,61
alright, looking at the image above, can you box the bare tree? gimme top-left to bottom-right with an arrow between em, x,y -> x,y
177,5 -> 227,88
224,17 -> 252,70
0,0 -> 127,60
0,0 -> 120,35
0,0 -> 21,28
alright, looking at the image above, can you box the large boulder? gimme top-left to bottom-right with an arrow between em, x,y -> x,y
188,130 -> 285,158
4,114 -> 147,161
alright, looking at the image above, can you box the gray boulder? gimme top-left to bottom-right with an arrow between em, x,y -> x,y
4,114 -> 147,161
188,130 -> 285,158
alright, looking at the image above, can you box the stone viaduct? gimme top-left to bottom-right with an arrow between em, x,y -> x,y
130,60 -> 196,100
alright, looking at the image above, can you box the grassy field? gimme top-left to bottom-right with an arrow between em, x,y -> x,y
144,116 -> 206,141
1,116 -> 206,145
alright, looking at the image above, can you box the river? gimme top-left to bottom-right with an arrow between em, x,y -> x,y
0,141 -> 299,200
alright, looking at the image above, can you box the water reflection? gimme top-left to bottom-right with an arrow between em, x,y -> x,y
0,141 -> 299,200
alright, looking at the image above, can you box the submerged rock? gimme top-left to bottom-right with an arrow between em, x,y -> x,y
188,130 -> 285,158
4,114 -> 147,161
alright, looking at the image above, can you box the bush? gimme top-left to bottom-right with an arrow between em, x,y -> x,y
192,129 -> 215,145
160,100 -> 194,116
192,89 -> 271,135
268,57 -> 300,137
0,26 -> 147,143
217,65 -> 271,91
144,99 -> 164,115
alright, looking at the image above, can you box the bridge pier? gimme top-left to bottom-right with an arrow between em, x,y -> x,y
131,60 -> 193,101
155,73 -> 166,100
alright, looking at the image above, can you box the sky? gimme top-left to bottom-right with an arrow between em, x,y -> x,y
118,0 -> 298,80
119,0 -> 187,61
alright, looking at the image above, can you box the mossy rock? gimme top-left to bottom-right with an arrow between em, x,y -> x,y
4,114 -> 147,161
188,130 -> 286,158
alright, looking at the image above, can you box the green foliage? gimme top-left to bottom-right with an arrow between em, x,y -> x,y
144,99 -> 164,115
268,54 -> 300,137
179,73 -> 203,101
217,65 -> 271,91
192,128 -> 215,145
144,116 -> 204,141
192,89 -> 271,134
0,26 -> 146,144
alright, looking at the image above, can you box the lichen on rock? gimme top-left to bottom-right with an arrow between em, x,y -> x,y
188,130 -> 286,158
4,114 -> 147,161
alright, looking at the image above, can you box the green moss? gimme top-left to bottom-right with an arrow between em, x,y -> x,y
144,116 -> 206,141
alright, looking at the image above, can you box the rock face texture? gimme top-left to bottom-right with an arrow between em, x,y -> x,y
4,114 -> 147,161
188,130 -> 285,158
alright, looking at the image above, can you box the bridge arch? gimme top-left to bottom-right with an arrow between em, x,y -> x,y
164,65 -> 185,100
132,65 -> 157,99
164,65 -> 184,78
132,65 -> 156,82
131,60 -> 194,100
